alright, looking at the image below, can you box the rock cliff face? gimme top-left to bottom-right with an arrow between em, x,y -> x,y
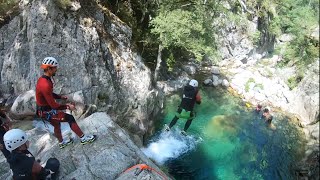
0,0 -> 164,142
0,113 -> 169,179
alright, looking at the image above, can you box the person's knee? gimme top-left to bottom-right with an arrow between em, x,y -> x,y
65,114 -> 76,123
45,158 -> 60,173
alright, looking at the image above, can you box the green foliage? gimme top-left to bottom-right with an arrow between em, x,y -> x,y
246,0 -> 318,70
255,83 -> 264,90
0,0 -> 18,18
166,52 -> 175,71
287,73 -> 304,90
245,78 -> 255,92
245,78 -> 264,92
150,1 -> 219,61
273,0 -> 318,68
54,0 -> 72,10
249,31 -> 261,46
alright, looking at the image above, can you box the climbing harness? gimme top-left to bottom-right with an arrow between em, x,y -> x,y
36,106 -> 58,128
45,109 -> 57,121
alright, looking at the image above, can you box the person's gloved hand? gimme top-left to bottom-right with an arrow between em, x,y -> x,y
66,103 -> 76,111
61,95 -> 68,100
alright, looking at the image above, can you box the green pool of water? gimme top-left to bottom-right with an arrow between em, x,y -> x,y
145,87 -> 306,180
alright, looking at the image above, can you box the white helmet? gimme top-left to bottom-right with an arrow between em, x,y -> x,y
3,129 -> 28,152
189,79 -> 198,87
41,57 -> 59,69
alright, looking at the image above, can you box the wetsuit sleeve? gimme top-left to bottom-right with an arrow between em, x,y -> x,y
41,83 -> 67,110
195,91 -> 201,104
52,93 -> 62,99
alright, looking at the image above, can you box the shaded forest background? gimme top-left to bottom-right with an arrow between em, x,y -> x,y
0,0 -> 319,87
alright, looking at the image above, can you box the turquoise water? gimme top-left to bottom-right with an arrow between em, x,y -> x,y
144,87 -> 306,180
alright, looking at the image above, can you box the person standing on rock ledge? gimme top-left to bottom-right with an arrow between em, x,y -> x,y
164,79 -> 202,136
35,57 -> 96,149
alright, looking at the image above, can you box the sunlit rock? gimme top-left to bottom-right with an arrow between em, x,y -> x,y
0,112 -> 169,179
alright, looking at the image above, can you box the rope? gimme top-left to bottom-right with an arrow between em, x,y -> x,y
123,164 -> 168,180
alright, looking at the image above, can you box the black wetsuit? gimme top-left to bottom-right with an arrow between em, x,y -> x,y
169,85 -> 201,131
0,112 -> 10,160
8,150 -> 50,180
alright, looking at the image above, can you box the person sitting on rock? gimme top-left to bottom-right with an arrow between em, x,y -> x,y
36,57 -> 96,149
4,128 -> 60,180
262,107 -> 273,124
164,79 -> 201,136
0,108 -> 11,161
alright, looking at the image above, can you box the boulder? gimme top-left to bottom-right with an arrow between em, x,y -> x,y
182,64 -> 197,75
0,112 -> 169,180
211,66 -> 220,75
0,0 -> 163,142
222,79 -> 229,87
10,90 -> 36,119
203,79 -> 213,86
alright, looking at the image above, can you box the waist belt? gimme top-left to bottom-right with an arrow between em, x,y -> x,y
36,106 -> 51,111
36,106 -> 57,121
45,109 -> 57,121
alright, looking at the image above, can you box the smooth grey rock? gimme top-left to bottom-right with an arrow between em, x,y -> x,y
211,66 -> 220,75
0,0 -> 163,140
222,79 -> 229,87
182,64 -> 197,75
203,79 -> 213,86
0,112 -> 170,179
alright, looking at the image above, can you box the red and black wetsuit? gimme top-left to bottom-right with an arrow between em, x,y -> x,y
36,75 -> 84,142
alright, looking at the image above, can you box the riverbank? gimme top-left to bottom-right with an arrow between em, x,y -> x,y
201,56 -> 319,179
156,55 -> 319,179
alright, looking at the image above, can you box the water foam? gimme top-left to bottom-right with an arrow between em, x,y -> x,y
142,129 -> 202,165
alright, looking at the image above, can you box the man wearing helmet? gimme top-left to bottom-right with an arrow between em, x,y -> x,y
4,129 -> 60,180
165,79 -> 201,136
36,57 -> 96,149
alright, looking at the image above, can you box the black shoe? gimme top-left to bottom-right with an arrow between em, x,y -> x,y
181,130 -> 187,136
164,124 -> 170,131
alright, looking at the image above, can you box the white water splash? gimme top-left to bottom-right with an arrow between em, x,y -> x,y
142,129 -> 202,165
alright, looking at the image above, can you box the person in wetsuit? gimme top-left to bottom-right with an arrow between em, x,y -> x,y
262,107 -> 273,124
0,109 -> 11,160
4,128 -> 60,180
36,57 -> 96,148
165,79 -> 201,135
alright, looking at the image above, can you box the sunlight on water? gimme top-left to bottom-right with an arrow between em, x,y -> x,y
145,87 -> 306,180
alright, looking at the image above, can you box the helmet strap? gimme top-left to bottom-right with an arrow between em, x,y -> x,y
51,77 -> 55,85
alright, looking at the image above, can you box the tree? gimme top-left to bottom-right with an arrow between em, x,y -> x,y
150,0 -> 220,83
